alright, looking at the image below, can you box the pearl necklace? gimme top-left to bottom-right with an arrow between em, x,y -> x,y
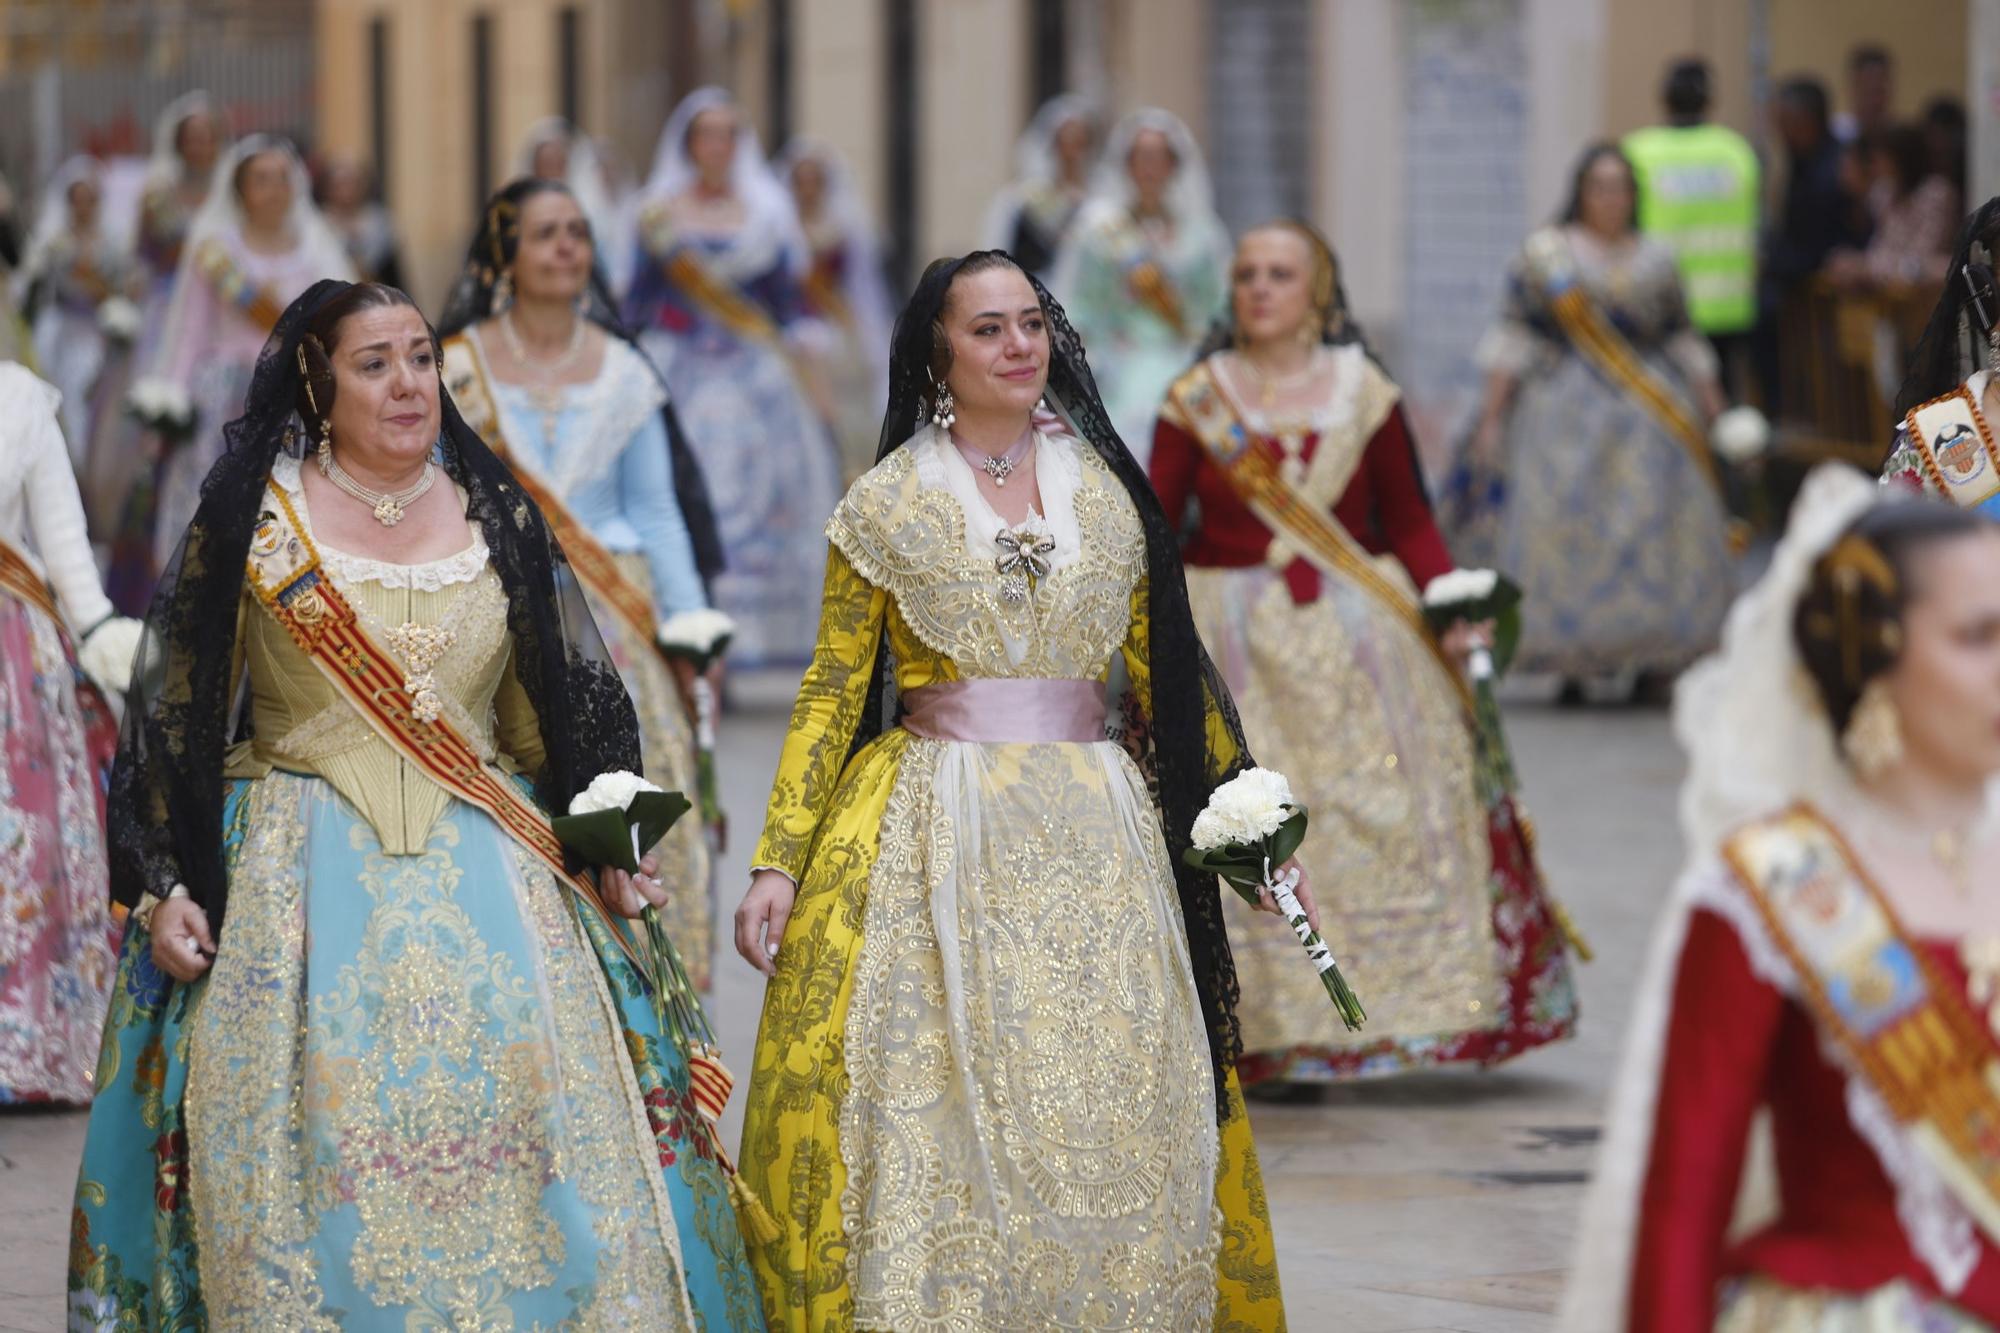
951,428 -> 1035,489
316,439 -> 437,527
499,308 -> 589,439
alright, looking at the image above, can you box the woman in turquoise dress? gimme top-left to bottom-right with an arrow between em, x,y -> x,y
440,176 -> 728,990
1052,107 -> 1230,467
622,88 -> 841,668
67,280 -> 762,1331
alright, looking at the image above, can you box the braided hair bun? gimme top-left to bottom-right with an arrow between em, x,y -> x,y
1793,500 -> 1989,732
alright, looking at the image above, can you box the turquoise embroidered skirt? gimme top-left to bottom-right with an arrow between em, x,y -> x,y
67,773 -> 764,1331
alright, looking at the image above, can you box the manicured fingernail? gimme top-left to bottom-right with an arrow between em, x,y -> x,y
764,942 -> 779,959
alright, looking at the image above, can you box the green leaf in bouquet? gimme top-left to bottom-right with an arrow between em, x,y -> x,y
551,807 -> 643,872
1269,808 -> 1308,867
629,788 -> 693,856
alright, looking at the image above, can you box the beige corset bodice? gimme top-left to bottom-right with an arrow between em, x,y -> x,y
225,459 -> 540,854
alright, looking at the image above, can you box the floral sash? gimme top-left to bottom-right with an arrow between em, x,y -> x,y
193,237 -> 286,333
1165,361 -> 1472,712
801,254 -> 855,332
1726,805 -> 2000,1249
441,334 -> 663,649
1126,254 -> 1189,339
1526,230 -> 1720,494
243,477 -> 641,967
0,530 -> 61,623
1903,378 -> 2000,512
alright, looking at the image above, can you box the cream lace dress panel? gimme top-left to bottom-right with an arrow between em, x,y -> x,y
833,426 -> 1224,1331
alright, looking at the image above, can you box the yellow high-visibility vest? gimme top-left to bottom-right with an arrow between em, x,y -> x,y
1624,123 -> 1761,335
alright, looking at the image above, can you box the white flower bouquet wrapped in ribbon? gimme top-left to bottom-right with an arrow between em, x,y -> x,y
657,609 -> 737,841
1185,768 -> 1365,1030
97,296 -> 142,345
125,376 -> 196,442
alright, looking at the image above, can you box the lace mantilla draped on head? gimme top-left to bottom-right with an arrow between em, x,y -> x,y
861,250 -> 1254,1118
109,279 -> 642,934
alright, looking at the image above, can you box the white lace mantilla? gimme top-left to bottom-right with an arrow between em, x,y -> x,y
271,454 -> 489,590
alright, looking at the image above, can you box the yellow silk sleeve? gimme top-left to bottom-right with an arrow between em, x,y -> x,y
1117,575 -> 1243,783
752,544 -> 889,880
492,651 -> 548,780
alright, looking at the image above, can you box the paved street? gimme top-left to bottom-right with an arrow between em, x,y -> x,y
0,680 -> 1684,1331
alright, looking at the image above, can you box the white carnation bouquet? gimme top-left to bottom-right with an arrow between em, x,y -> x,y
1186,768 -> 1365,1030
657,609 -> 736,843
125,376 -> 196,441
97,296 -> 142,346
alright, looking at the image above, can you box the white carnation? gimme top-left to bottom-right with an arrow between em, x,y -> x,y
656,608 -> 738,656
1192,767 -> 1296,849
127,376 -> 193,426
1711,405 -> 1771,464
1423,567 -> 1499,608
77,616 -> 144,695
97,296 -> 142,343
568,769 -> 662,816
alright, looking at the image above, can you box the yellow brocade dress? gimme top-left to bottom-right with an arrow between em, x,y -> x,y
739,427 -> 1286,1332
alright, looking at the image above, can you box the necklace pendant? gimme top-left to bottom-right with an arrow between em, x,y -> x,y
373,497 -> 405,527
982,456 -> 1016,487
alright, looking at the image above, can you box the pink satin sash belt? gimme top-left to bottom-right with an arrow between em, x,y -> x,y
900,678 -> 1108,744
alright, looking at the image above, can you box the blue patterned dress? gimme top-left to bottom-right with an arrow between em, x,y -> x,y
67,458 -> 764,1331
624,207 -> 841,668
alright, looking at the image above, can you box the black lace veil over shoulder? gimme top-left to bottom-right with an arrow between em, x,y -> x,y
1895,196 -> 2000,426
110,278 -> 642,937
859,251 -> 1254,1116
437,176 -> 725,585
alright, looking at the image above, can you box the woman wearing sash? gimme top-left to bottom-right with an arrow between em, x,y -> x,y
438,177 -> 726,989
134,93 -> 226,362
623,88 -> 840,668
124,135 -> 352,611
1455,143 -> 1734,702
18,157 -> 139,461
776,137 -> 893,483
732,251 -> 1294,1331
1054,108 -> 1230,468
981,93 -> 1098,280
1153,221 -> 1577,1085
1885,198 -> 2000,520
1560,466 -> 2000,1331
67,282 -> 763,1330
0,363 -> 133,1104
516,118 -> 633,294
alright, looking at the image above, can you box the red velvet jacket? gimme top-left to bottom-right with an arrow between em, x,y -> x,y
1149,403 -> 1453,601
1631,908 -> 2000,1328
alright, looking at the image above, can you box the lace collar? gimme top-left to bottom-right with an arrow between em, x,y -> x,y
271,453 -> 490,590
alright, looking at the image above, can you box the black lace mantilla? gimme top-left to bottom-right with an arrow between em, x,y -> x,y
110,279 -> 642,938
854,251 -> 1253,1118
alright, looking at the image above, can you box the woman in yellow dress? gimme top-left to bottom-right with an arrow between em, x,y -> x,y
732,251 -> 1298,1330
